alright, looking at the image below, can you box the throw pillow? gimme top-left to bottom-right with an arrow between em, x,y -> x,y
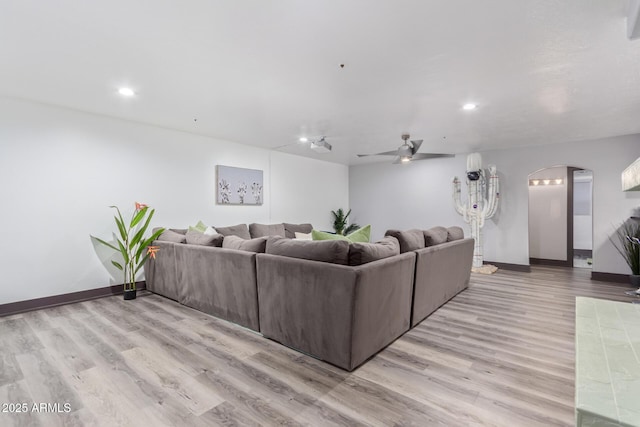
215,224 -> 251,240
385,229 -> 425,253
349,236 -> 400,266
157,229 -> 187,244
222,235 -> 267,253
311,225 -> 371,243
446,226 -> 465,241
204,226 -> 218,236
266,236 -> 349,265
188,220 -> 208,233
424,226 -> 448,246
249,223 -> 286,238
185,229 -> 223,246
283,223 -> 314,239
294,232 -> 312,240
311,230 -> 349,241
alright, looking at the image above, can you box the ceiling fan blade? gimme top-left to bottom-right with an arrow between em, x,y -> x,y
411,153 -> 455,160
357,150 -> 399,157
410,140 -> 423,155
392,156 -> 402,164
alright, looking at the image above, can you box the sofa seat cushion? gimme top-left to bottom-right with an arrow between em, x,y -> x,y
447,226 -> 465,241
249,223 -> 286,238
222,235 -> 267,253
348,236 -> 400,266
385,229 -> 425,253
424,226 -> 449,246
266,236 -> 349,265
157,229 -> 187,244
185,229 -> 224,247
283,223 -> 314,239
215,223 -> 251,240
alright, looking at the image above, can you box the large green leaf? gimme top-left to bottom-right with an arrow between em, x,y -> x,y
117,239 -> 129,264
114,215 -> 127,242
135,252 -> 151,274
130,206 -> 148,228
130,208 -> 155,250
136,227 -> 164,262
111,260 -> 123,270
92,235 -> 120,252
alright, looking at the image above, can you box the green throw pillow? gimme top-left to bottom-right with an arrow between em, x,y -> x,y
311,225 -> 371,243
188,220 -> 208,233
346,225 -> 371,243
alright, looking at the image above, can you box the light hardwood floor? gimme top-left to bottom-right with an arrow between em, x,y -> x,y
0,266 -> 635,426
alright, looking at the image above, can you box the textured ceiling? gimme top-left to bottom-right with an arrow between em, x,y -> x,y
1,1 -> 639,165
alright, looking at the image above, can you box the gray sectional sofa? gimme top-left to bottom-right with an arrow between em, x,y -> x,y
144,222 -> 474,371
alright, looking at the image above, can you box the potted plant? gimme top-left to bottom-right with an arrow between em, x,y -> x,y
92,202 -> 164,300
332,208 -> 360,236
610,220 -> 640,288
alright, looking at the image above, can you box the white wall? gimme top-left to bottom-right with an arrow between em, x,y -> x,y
528,167 -> 568,260
350,135 -> 640,274
0,97 -> 348,305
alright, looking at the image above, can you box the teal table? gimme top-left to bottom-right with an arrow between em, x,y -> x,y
576,297 -> 640,426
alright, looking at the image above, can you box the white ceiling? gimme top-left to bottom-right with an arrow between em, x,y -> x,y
1,1 -> 639,165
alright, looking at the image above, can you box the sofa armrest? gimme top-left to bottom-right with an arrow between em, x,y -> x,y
176,244 -> 260,331
144,241 -> 180,301
256,252 -> 415,371
411,238 -> 474,327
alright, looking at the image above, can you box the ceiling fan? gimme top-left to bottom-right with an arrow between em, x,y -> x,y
357,133 -> 454,164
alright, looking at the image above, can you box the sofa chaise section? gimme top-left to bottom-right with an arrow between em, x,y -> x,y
256,251 -> 416,371
175,244 -> 260,331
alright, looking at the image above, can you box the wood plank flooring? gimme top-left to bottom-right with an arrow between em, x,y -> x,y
0,266 -> 636,426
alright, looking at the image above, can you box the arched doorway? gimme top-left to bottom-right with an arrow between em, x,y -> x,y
528,166 -> 593,268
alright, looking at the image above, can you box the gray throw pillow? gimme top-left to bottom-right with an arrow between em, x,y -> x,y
283,223 -> 314,239
215,224 -> 251,240
424,226 -> 449,246
348,236 -> 400,266
249,223 -> 286,238
384,229 -> 425,253
157,229 -> 187,243
222,235 -> 267,253
185,229 -> 223,246
446,226 -> 465,241
266,236 -> 349,265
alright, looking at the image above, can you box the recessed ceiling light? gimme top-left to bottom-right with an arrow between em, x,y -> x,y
299,137 -> 308,143
118,87 -> 136,97
462,103 -> 477,111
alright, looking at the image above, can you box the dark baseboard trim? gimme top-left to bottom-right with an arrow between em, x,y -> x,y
574,249 -> 592,257
0,281 -> 146,317
484,261 -> 531,272
530,258 -> 571,267
591,272 -> 631,285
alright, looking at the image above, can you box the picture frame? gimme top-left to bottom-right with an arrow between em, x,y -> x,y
216,165 -> 263,205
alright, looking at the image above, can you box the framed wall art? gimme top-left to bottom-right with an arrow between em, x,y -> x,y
216,165 -> 263,205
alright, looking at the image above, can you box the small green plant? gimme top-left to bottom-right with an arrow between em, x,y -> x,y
332,208 -> 360,236
610,220 -> 640,275
92,202 -> 164,291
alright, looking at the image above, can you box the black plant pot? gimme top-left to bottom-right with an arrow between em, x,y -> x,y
631,275 -> 640,288
123,289 -> 137,300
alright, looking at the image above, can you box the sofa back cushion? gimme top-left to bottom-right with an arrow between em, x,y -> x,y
446,226 -> 465,241
348,236 -> 400,266
156,229 -> 187,243
222,235 -> 267,253
266,236 -> 349,265
384,229 -> 425,253
215,223 -> 251,240
185,229 -> 224,246
424,226 -> 449,247
283,223 -> 314,239
249,223 -> 286,238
